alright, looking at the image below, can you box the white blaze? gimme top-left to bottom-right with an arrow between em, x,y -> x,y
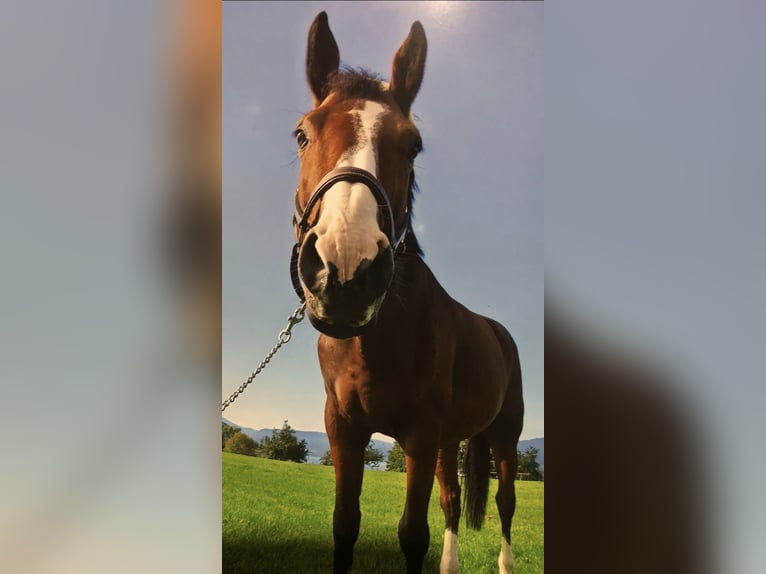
498,537 -> 514,574
312,101 -> 390,284
440,529 -> 459,574
337,100 -> 386,173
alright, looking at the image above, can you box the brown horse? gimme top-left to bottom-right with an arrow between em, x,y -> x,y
290,12 -> 524,574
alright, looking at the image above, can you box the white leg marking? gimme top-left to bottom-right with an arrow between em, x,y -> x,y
440,529 -> 459,574
498,537 -> 514,574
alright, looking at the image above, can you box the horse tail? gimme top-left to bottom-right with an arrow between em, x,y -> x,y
463,433 -> 491,530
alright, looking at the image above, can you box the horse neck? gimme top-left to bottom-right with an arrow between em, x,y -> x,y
361,252 -> 435,346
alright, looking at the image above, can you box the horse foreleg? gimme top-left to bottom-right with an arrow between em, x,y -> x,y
436,445 -> 461,574
326,401 -> 370,574
398,445 -> 438,574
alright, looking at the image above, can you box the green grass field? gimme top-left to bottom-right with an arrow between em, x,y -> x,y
223,453 -> 543,573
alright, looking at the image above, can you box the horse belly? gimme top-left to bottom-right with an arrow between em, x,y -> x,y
446,340 -> 509,439
445,384 -> 505,440
358,375 -> 426,435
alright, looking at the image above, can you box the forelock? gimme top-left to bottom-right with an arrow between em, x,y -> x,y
326,67 -> 389,104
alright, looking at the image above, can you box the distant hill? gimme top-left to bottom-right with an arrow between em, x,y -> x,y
224,418 -> 543,468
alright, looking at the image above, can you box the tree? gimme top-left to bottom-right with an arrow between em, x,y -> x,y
458,438 -> 497,477
457,440 -> 468,474
260,420 -> 309,463
222,422 -> 238,450
320,450 -> 333,466
320,442 -> 383,468
517,445 -> 543,481
224,430 -> 257,456
364,442 -> 385,469
386,441 -> 406,472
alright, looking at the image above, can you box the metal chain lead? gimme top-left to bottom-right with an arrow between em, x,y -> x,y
221,302 -> 306,412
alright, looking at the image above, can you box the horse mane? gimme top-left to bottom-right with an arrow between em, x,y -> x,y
327,67 -> 386,102
328,67 -> 424,257
405,179 -> 424,257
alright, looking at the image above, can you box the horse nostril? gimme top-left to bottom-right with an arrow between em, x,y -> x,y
298,231 -> 394,303
357,258 -> 372,274
352,249 -> 393,298
298,232 -> 324,294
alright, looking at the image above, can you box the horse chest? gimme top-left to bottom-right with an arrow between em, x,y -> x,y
344,357 -> 408,396
323,342 -> 437,426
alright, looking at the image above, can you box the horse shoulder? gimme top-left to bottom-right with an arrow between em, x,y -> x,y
317,336 -> 369,414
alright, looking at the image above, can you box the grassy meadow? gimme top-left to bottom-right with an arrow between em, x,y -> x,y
223,453 -> 543,573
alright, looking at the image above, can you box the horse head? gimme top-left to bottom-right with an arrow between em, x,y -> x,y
291,11 -> 427,339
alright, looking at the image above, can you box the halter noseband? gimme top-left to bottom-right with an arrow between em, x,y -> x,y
290,166 -> 408,301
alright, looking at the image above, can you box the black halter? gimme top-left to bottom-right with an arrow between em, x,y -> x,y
290,166 -> 408,301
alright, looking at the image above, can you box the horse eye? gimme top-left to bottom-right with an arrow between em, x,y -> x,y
406,137 -> 423,161
295,129 -> 309,150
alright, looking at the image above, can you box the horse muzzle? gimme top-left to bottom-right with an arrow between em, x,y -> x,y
289,166 -> 405,339
297,242 -> 394,339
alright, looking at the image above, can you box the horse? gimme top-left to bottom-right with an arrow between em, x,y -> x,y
289,12 -> 524,574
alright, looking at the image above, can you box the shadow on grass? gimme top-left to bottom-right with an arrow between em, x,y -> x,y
223,536 -> 441,574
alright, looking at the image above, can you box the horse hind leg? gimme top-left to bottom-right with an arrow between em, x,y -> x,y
487,414 -> 523,573
436,445 -> 461,574
487,328 -> 524,573
493,445 -> 518,574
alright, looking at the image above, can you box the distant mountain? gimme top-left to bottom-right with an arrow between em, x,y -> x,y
224,418 -> 543,468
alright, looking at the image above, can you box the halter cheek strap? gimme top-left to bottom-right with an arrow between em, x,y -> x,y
290,166 -> 408,301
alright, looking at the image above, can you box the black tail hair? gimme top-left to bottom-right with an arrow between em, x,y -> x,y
463,434 -> 491,530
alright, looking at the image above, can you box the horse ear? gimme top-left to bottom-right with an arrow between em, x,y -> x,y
389,21 -> 427,117
306,12 -> 340,107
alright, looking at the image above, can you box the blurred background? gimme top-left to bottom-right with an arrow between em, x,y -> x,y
0,1 -> 221,572
546,1 -> 766,572
1,0 -> 765,572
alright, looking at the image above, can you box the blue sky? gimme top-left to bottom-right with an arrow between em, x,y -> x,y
222,1 -> 543,440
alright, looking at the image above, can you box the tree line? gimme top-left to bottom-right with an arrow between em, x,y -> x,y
223,420 -> 386,468
224,422 -> 543,480
380,440 -> 543,480
223,420 -> 309,463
